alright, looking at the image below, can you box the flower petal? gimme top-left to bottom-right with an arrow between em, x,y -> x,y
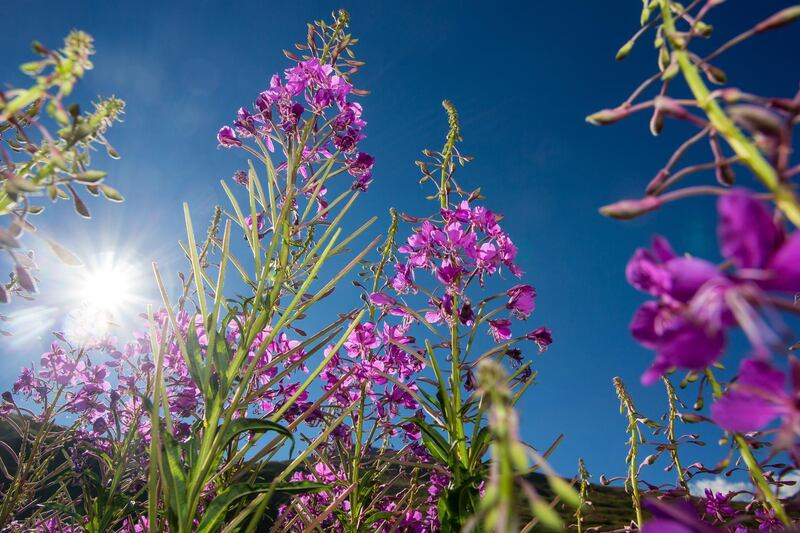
718,189 -> 780,269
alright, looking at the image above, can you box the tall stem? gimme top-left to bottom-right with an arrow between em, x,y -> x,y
704,369 -> 790,525
658,0 -> 800,226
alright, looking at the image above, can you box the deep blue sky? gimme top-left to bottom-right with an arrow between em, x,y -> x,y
2,0 -> 798,483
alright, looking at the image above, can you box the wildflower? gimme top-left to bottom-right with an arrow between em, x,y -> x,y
526,326 -> 553,351
347,152 -> 375,176
344,322 -> 381,358
231,170 -> 248,186
216,125 -> 242,148
711,357 -> 799,441
391,263 -> 415,294
640,499 -> 718,533
703,489 -> 735,521
369,292 -> 396,306
506,284 -> 536,319
234,107 -> 256,136
488,318 -> 512,342
755,507 -> 783,532
351,173 -> 372,192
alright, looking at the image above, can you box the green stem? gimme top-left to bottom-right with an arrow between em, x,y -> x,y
704,369 -> 790,525
658,0 -> 800,226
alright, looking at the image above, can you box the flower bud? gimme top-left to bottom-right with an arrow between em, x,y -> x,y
679,413 -> 704,423
715,162 -> 735,186
755,6 -> 800,33
728,105 -> 782,137
600,196 -> 662,220
696,21 -> 714,37
650,108 -> 665,136
646,169 -> 669,194
702,64 -> 727,85
616,39 -> 635,61
15,265 -> 37,293
586,106 -> 631,126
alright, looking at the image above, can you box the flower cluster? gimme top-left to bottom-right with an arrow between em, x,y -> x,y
387,199 -> 551,354
629,190 -> 800,385
217,56 -> 374,199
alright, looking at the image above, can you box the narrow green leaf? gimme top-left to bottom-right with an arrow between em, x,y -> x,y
219,418 -> 293,450
197,481 -> 325,533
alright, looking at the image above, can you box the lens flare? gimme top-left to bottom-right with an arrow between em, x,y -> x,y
63,253 -> 145,343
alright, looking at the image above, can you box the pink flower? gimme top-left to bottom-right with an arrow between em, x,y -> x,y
488,318 -> 512,342
506,284 -> 536,319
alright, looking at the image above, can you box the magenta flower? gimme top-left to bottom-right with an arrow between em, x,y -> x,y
629,190 -> 800,384
526,326 -> 552,352
391,263 -> 415,294
703,489 -> 735,521
216,126 -> 242,148
506,284 -> 536,319
718,189 -> 800,292
640,499 -> 717,533
488,318 -> 512,342
234,107 -> 256,137
344,322 -> 381,358
351,173 -> 373,192
369,292 -> 396,306
711,357 -> 799,438
347,152 -> 375,177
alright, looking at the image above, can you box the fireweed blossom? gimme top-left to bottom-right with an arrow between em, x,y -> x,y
2,308 -> 317,486
711,357 -> 800,445
217,56 -> 374,219
628,189 -> 800,384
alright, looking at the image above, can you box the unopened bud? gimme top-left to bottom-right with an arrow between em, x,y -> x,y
646,169 -> 669,194
15,265 -> 37,293
650,108 -> 665,136
616,39 -> 635,61
755,6 -> 800,33
586,106 -> 631,126
720,88 -> 742,104
679,413 -> 704,423
715,163 -> 735,186
600,196 -> 662,220
31,41 -> 48,55
703,64 -> 727,85
728,105 -> 782,137
695,21 -> 713,37
655,96 -> 688,118
661,62 -> 679,81
658,46 -> 670,72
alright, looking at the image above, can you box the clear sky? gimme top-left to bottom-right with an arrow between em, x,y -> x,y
1,0 -> 798,483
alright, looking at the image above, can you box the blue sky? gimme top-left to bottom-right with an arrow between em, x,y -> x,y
1,0 -> 798,483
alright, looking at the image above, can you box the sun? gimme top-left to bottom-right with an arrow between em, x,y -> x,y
62,253 -> 145,342
80,262 -> 135,314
